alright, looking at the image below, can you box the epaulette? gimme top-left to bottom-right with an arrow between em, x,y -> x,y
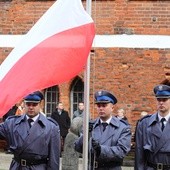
89,119 -> 97,124
120,119 -> 129,126
139,114 -> 152,122
47,117 -> 59,126
6,115 -> 21,120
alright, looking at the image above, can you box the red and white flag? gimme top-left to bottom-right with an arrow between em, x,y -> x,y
0,0 -> 95,117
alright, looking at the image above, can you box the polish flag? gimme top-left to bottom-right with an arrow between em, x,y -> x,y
0,0 -> 95,117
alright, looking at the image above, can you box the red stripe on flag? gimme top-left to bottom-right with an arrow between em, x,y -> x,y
0,23 -> 95,116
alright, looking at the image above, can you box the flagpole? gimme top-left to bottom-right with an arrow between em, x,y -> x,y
83,0 -> 92,170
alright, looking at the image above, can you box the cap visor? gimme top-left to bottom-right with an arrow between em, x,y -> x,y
95,101 -> 111,104
156,96 -> 170,99
24,100 -> 40,103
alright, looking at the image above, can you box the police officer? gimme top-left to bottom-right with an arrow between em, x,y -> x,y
75,90 -> 131,170
135,84 -> 170,170
0,91 -> 60,170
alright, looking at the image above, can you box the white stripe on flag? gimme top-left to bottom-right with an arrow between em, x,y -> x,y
0,0 -> 95,116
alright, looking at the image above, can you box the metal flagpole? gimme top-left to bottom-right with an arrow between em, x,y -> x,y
83,0 -> 92,169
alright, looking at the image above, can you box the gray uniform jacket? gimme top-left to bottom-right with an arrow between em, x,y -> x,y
135,113 -> 170,170
75,116 -> 131,170
0,113 -> 60,170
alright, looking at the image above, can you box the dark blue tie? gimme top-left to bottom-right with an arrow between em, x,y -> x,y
28,118 -> 33,128
161,118 -> 166,131
102,122 -> 108,131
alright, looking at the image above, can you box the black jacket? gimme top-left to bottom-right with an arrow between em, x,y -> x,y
51,109 -> 71,137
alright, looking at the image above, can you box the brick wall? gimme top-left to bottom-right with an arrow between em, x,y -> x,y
1,0 -> 170,35
0,0 -> 170,130
90,48 -> 170,129
92,0 -> 170,35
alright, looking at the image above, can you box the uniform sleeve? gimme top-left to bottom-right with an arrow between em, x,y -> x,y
100,125 -> 131,162
47,124 -> 61,170
0,121 -> 8,140
74,134 -> 83,153
135,120 -> 145,170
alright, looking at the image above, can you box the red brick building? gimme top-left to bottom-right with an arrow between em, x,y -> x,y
0,0 -> 170,133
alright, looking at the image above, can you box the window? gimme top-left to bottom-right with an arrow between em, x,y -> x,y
70,77 -> 84,117
45,86 -> 59,116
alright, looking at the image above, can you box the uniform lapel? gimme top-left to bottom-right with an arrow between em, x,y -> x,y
153,119 -> 170,155
149,113 -> 161,139
92,120 -> 102,141
150,122 -> 162,139
101,117 -> 119,144
23,120 -> 44,147
100,124 -> 116,144
15,115 -> 30,142
92,117 -> 119,144
17,114 -> 46,154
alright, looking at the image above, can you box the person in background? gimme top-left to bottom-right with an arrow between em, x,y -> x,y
75,90 -> 131,170
116,108 -> 128,122
15,100 -> 25,116
160,78 -> 170,86
135,84 -> 170,170
72,102 -> 84,119
140,111 -> 148,118
62,117 -> 83,170
0,91 -> 60,169
3,105 -> 18,122
51,102 -> 71,153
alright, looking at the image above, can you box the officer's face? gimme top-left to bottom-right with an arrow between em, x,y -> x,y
156,98 -> 170,115
24,102 -> 41,118
96,103 -> 114,121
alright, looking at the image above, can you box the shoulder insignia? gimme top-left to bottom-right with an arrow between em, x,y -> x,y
47,117 -> 59,126
139,114 -> 152,122
6,115 -> 21,120
120,119 -> 129,126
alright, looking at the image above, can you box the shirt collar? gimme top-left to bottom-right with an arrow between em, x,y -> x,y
158,113 -> 170,122
100,116 -> 112,124
26,114 -> 39,122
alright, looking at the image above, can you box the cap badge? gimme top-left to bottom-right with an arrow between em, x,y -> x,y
98,91 -> 102,96
158,85 -> 163,91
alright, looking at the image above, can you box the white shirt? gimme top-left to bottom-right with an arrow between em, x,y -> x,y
26,114 -> 39,126
158,112 -> 170,127
100,116 -> 112,130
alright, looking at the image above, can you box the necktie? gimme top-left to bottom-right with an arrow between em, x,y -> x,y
161,118 -> 166,131
102,122 -> 108,131
28,118 -> 33,128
